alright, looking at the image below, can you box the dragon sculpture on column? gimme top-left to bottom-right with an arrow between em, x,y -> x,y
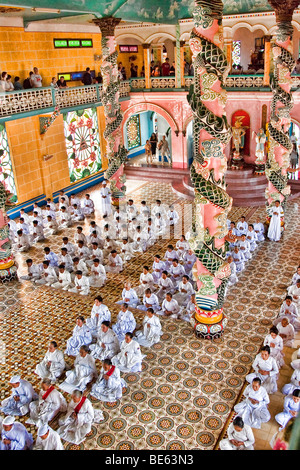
265,1 -> 298,224
188,0 -> 232,339
0,181 -> 17,281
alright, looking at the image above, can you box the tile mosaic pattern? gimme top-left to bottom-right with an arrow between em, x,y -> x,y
1,181 -> 300,450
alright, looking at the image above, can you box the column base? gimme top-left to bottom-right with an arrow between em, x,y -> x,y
254,162 -> 265,175
0,263 -> 18,282
190,314 -> 228,340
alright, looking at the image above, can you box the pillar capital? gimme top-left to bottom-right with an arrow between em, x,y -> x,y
264,35 -> 272,42
92,17 -> 121,36
142,43 -> 151,50
180,40 -> 186,48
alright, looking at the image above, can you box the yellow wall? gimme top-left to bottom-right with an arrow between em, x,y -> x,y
0,27 -> 102,87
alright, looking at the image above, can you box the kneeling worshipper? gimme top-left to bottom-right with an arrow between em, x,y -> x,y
135,308 -> 162,347
1,374 -> 38,417
116,282 -> 139,309
0,416 -> 34,450
90,321 -> 120,361
226,255 -> 238,288
118,237 -> 135,262
112,303 -> 136,344
81,193 -> 95,217
232,246 -> 245,273
263,325 -> 284,369
175,235 -> 190,261
253,218 -> 265,242
26,378 -> 67,427
139,288 -> 160,313
169,259 -> 186,288
68,270 -> 90,296
287,278 -> 300,309
35,340 -> 65,382
89,258 -> 107,288
173,275 -> 195,307
52,264 -> 72,290
157,292 -> 180,319
246,224 -> 258,252
86,296 -> 111,339
234,377 -> 271,429
236,216 -> 248,237
33,423 -> 64,450
237,234 -> 252,261
156,271 -> 176,301
178,293 -> 196,322
267,200 -> 284,242
290,266 -> 300,286
105,249 -> 123,274
58,389 -> 103,445
219,416 -> 255,451
275,390 -> 300,430
282,363 -> 300,395
182,248 -> 196,275
19,258 -> 42,282
274,296 -> 300,331
90,358 -> 126,403
60,345 -> 97,394
112,332 -> 145,373
151,254 -> 165,284
246,345 -> 279,394
65,316 -> 92,357
136,266 -> 155,297
35,260 -> 57,287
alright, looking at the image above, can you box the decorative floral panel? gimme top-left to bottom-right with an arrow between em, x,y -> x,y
63,107 -> 102,183
126,114 -> 141,150
0,124 -> 17,202
232,41 -> 241,66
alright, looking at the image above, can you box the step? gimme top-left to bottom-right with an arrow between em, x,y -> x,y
171,181 -> 195,201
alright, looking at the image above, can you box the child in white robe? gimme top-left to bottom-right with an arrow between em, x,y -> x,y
89,322 -> 120,361
246,346 -> 279,394
65,317 -> 92,357
35,341 -> 65,382
234,378 -> 271,429
86,296 -> 111,338
219,416 -> 255,450
236,216 -> 248,236
237,234 -> 252,261
60,345 -> 97,394
135,308 -> 162,347
90,359 -> 126,403
112,332 -> 145,373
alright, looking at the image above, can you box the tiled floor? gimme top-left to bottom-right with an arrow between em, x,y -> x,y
1,180 -> 300,450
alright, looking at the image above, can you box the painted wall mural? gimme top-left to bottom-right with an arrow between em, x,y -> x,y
63,107 -> 102,183
126,114 -> 141,150
0,124 -> 17,203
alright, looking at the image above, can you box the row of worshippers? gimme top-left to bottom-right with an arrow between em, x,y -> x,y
219,265 -> 300,450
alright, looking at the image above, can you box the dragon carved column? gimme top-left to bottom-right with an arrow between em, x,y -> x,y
265,1 -> 298,222
188,0 -> 232,339
93,17 -> 127,205
0,182 -> 17,282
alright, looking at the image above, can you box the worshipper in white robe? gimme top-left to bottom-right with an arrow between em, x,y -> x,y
19,258 -> 42,282
35,260 -> 58,286
275,390 -> 300,430
116,282 -> 139,308
87,231 -> 104,250
246,224 -> 258,252
1,375 -> 38,417
33,424 -> 64,450
86,296 -> 111,338
135,266 -> 155,297
282,363 -> 300,395
58,248 -> 74,273
81,194 -> 95,216
276,317 -> 295,348
236,216 -> 248,236
142,219 -> 157,247
246,345 -> 279,394
138,288 -> 160,312
153,213 -> 167,237
174,275 -> 195,305
31,220 -> 45,243
74,226 -> 87,246
175,235 -> 190,261
237,234 -> 252,261
232,246 -> 245,273
52,264 -> 72,290
89,321 -> 120,361
44,215 -> 58,236
26,378 -> 67,427
267,200 -> 284,241
112,332 -> 145,373
219,416 -> 255,451
287,279 -> 300,309
290,266 -> 300,286
103,223 -> 117,242
69,194 -> 81,210
17,218 -> 31,235
100,180 -> 112,217
274,296 -> 300,331
263,325 -> 284,369
60,346 -> 97,394
70,204 -> 85,223
105,250 -> 123,274
57,206 -> 72,229
0,416 -> 34,450
166,205 -> 179,226
227,255 -> 238,287
183,249 -> 197,276
14,229 -> 31,252
118,238 -> 135,262
72,258 -> 89,278
102,236 -> 118,258
157,292 -> 180,319
35,341 -> 65,382
89,220 -> 103,238
58,389 -> 103,445
68,271 -> 90,296
43,247 -> 59,268
86,243 -> 104,268
178,293 -> 196,322
156,271 -> 176,301
151,200 -> 167,219
61,237 -> 76,257
65,316 -> 92,357
151,255 -> 166,284
90,359 -> 126,403
253,218 -> 265,242
89,259 -> 107,288
169,259 -> 186,288
234,377 -> 271,429
58,190 -> 69,207
75,240 -> 91,261
163,244 -> 178,270
138,200 -> 150,217
135,308 -> 162,347
227,222 -> 239,250
112,304 -> 136,344
131,226 -> 148,253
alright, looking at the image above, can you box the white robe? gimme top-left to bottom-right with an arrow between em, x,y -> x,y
68,276 -> 90,296
90,366 -> 125,403
158,298 -> 180,318
90,328 -> 120,361
58,398 -> 101,445
246,354 -> 279,394
112,339 -> 145,373
219,422 -> 255,450
100,186 -> 112,217
1,379 -> 38,416
117,288 -> 139,308
86,303 -> 111,338
59,354 -> 97,394
234,384 -> 270,429
112,310 -> 136,344
35,349 -> 65,381
0,422 -> 33,450
282,368 -> 300,395
267,205 -> 284,241
135,315 -> 162,347
33,427 -> 64,450
276,321 -> 295,347
263,334 -> 284,368
275,395 -> 300,429
27,387 -> 67,427
65,324 -> 92,356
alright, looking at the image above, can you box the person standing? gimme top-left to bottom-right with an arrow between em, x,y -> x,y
158,135 -> 171,165
149,133 -> 158,160
82,67 -> 92,86
30,67 -> 42,88
100,179 -> 112,218
267,200 -> 284,242
161,57 -> 170,76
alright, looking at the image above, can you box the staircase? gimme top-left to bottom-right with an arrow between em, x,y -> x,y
124,164 -> 300,206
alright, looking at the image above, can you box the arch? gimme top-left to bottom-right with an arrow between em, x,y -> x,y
144,32 -> 176,45
182,112 -> 194,135
115,33 -> 144,44
122,102 -> 179,135
231,22 -> 269,36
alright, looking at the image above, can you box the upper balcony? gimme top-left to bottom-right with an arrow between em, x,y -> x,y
0,74 -> 299,122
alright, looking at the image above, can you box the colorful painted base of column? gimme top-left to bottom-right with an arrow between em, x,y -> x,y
190,314 -> 227,340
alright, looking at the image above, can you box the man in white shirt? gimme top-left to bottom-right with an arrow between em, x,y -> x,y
30,67 -> 42,87
69,270 -> 90,296
52,264 -> 72,290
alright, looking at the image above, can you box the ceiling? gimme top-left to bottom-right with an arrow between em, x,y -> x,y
0,1 -> 295,26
